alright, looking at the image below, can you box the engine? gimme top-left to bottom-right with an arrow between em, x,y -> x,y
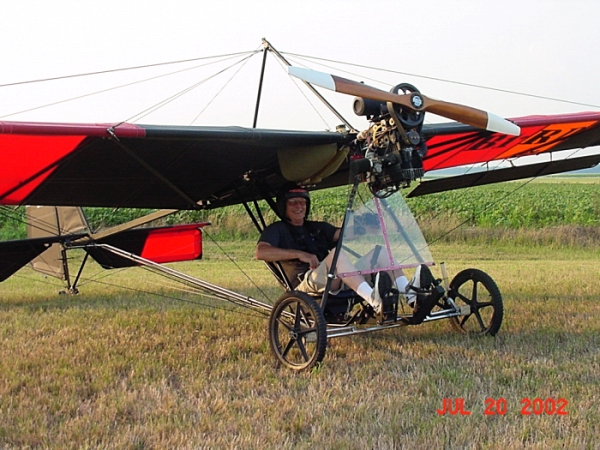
350,83 -> 427,197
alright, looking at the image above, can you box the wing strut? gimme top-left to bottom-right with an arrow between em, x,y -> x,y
252,43 -> 269,128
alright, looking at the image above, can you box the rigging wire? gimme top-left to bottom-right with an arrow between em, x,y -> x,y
201,228 -> 273,304
0,51 -> 257,88
408,178 -> 538,248
70,247 -> 272,318
0,205 -> 49,236
1,46 -> 597,299
273,55 -> 332,130
0,51 -> 260,120
278,53 -> 599,245
0,205 -> 88,238
188,51 -> 257,125
0,204 -> 134,284
0,203 -> 273,317
13,268 -> 270,319
119,52 -> 257,124
3,220 -> 272,319
131,263 -> 270,318
274,56 -> 598,252
0,205 -> 69,279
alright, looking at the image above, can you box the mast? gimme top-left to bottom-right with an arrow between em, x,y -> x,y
260,38 -> 357,132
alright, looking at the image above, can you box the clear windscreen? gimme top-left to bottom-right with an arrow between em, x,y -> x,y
337,184 -> 434,278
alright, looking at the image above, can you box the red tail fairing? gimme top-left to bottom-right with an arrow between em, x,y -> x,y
0,222 -> 209,282
85,223 -> 209,269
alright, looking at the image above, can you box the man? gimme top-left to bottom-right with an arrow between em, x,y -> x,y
255,186 -> 413,315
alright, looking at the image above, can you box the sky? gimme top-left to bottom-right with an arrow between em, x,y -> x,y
1,0 -> 600,138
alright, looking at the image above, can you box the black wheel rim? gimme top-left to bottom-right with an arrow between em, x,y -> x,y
449,269 -> 503,336
455,279 -> 494,333
269,293 -> 326,370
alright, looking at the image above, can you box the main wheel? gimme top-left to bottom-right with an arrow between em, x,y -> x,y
447,268 -> 503,336
269,291 -> 327,371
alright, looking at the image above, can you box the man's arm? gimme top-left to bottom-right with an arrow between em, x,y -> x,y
333,228 -> 341,242
255,241 -> 320,270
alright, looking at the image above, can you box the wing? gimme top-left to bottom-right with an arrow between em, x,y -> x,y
407,112 -> 600,197
0,121 -> 351,210
1,112 -> 599,210
422,112 -> 600,170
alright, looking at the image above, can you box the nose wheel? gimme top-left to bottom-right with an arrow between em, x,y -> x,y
447,268 -> 503,336
269,291 -> 327,371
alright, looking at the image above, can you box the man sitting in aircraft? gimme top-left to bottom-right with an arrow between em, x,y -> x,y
255,186 -> 427,314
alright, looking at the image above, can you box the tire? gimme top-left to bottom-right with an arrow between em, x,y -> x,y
268,291 -> 327,371
447,268 -> 503,336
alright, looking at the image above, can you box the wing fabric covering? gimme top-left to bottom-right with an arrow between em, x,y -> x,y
0,135 -> 87,204
422,112 -> 600,171
0,122 -> 350,210
0,122 -> 144,205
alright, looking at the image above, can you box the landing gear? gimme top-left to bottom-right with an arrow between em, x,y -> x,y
268,291 -> 327,371
447,268 -> 504,336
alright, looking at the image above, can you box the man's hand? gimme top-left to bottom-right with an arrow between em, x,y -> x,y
296,251 -> 319,270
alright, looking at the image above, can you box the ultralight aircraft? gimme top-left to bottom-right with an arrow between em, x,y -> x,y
1,40 -> 599,370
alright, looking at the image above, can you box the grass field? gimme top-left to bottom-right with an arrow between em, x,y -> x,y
1,236 -> 599,449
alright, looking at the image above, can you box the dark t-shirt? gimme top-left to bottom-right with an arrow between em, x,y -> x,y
258,220 -> 338,287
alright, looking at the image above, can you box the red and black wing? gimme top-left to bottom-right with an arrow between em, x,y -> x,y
422,112 -> 600,170
0,122 -> 352,281
410,112 -> 600,197
0,121 -> 351,210
1,112 -> 599,209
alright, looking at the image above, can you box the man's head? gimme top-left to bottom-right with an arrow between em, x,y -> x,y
277,186 -> 311,223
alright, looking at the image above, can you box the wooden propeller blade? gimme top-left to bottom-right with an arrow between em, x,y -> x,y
288,66 -> 520,136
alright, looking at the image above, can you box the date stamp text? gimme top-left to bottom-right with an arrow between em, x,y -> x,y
436,397 -> 568,416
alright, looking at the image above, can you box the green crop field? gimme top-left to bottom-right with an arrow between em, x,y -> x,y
0,177 -> 599,448
1,176 -> 598,241
407,178 -> 600,228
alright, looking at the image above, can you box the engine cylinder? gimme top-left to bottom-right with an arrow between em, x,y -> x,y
353,97 -> 385,117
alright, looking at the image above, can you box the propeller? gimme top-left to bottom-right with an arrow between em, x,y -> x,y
288,66 -> 520,136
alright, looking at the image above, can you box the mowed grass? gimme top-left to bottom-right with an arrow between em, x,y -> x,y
1,238 -> 599,449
